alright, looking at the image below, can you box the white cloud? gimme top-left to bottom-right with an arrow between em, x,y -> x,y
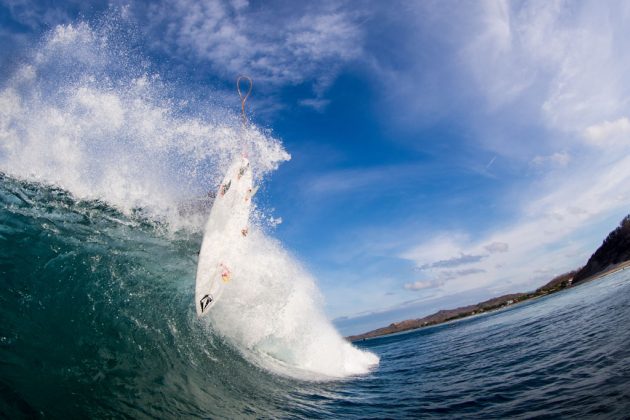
401,233 -> 470,268
145,0 -> 364,92
484,242 -> 509,253
584,117 -> 630,147
431,268 -> 487,283
531,151 -> 570,167
463,0 -> 536,109
1,0 -> 76,29
404,280 -> 434,291
372,1 -> 630,158
416,253 -> 486,270
299,98 -> 331,112
470,1 -> 630,136
387,1 -> 630,300
399,151 -> 630,298
302,163 -> 421,197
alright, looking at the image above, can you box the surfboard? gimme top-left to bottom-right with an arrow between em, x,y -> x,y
195,156 -> 255,316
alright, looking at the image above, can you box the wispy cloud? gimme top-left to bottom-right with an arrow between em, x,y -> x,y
298,98 -> 331,112
485,242 -> 507,254
416,253 -> 486,270
399,153 -> 630,298
401,233 -> 470,269
404,279 -> 442,291
405,268 -> 487,292
301,163 -> 422,197
439,268 -> 486,280
531,151 -> 570,168
1,0 -> 77,29
465,1 -> 630,146
143,0 -> 364,95
584,117 -> 630,148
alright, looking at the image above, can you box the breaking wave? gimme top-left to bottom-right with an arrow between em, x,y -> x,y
0,19 -> 378,387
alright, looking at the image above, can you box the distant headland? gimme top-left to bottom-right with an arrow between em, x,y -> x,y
347,215 -> 630,342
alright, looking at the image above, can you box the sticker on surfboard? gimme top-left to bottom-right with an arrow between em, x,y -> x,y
219,180 -> 232,197
199,294 -> 213,313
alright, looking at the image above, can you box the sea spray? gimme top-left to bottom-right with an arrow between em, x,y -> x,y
0,19 -> 378,380
0,21 -> 288,230
211,229 -> 379,378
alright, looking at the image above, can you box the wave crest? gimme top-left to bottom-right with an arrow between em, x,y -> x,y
0,21 -> 289,230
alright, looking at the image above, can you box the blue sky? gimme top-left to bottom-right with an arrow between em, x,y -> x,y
2,0 -> 630,335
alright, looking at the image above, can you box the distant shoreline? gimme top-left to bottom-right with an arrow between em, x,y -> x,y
347,259 -> 630,343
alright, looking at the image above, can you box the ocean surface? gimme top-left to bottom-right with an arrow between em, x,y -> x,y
2,175 -> 630,419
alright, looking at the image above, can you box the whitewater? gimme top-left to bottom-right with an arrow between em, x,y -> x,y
0,19 -> 378,388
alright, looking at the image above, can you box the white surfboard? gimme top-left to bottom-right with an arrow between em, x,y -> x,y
195,156 -> 255,316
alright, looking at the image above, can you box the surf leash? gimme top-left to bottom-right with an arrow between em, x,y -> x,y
237,75 -> 253,128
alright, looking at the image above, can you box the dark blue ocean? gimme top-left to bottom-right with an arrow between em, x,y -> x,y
2,175 -> 630,419
354,271 -> 630,418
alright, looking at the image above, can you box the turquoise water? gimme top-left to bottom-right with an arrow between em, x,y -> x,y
2,175 -> 630,418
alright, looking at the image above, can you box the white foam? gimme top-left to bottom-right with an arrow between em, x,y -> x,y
210,229 -> 379,379
0,22 -> 288,230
